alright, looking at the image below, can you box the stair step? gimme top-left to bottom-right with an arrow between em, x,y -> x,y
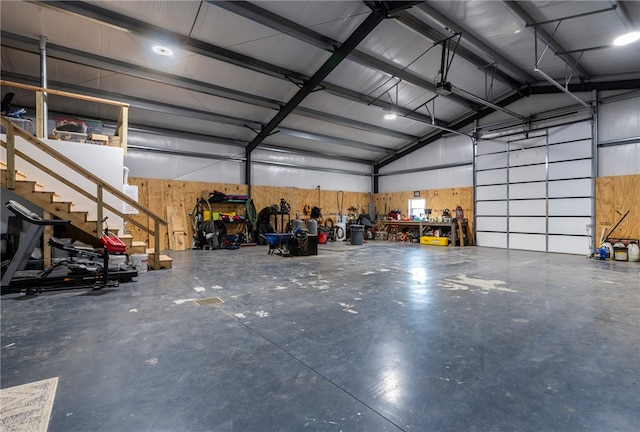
33,194 -> 71,211
118,234 -> 133,248
146,249 -> 173,270
0,165 -> 28,181
129,241 -> 147,254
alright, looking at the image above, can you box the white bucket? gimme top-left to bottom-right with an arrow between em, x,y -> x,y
109,255 -> 127,269
628,242 -> 640,262
131,253 -> 148,273
335,222 -> 347,241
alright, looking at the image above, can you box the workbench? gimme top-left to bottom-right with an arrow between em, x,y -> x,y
380,220 -> 468,246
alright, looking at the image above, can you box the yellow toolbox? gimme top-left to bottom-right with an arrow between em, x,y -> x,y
420,236 -> 449,246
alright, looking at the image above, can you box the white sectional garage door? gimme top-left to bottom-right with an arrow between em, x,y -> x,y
475,122 -> 593,255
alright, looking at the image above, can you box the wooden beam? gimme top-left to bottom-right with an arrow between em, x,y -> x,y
35,91 -> 45,139
116,105 -> 129,153
0,80 -> 129,108
6,123 -> 15,189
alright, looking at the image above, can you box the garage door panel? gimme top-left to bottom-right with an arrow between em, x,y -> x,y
549,159 -> 591,179
509,164 -> 546,182
477,140 -> 506,155
474,120 -> 592,255
509,199 -> 546,216
549,140 -> 591,161
477,232 -> 507,248
476,184 -> 507,200
549,217 -> 591,235
548,198 -> 591,216
548,122 -> 591,143
548,235 -> 589,255
509,146 -> 546,166
476,152 -> 508,170
476,216 -> 507,231
509,217 -> 546,233
509,233 -> 546,251
509,182 -> 546,199
548,179 -> 592,197
477,169 -> 507,185
476,201 -> 507,215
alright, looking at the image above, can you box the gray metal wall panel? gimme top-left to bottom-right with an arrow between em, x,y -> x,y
598,96 -> 640,142
599,143 -> 640,177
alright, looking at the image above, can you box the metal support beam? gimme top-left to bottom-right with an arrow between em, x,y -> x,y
534,68 -> 593,111
3,72 -> 393,156
375,91 -> 525,168
610,0 -> 638,30
25,3 -> 451,130
394,10 -> 525,90
502,1 -> 591,79
246,6 -> 389,153
1,31 -> 419,142
211,1 -> 481,110
413,2 -> 536,84
451,85 -> 527,120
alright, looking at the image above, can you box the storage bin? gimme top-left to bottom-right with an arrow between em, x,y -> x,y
420,236 -> 449,246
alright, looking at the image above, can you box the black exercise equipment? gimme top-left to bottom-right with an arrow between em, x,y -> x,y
1,200 -> 136,295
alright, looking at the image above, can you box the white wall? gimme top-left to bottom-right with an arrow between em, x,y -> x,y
123,130 -> 372,191
378,134 -> 473,192
597,94 -> 640,177
1,134 -> 124,227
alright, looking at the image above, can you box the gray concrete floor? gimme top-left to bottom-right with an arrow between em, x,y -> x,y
1,241 -> 639,432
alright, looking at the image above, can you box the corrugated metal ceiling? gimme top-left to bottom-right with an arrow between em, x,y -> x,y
1,0 -> 638,169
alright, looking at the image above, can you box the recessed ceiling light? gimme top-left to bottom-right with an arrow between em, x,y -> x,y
384,112 -> 397,120
152,45 -> 173,56
613,31 -> 640,46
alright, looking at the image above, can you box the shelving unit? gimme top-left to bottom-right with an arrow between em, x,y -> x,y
380,220 -> 469,246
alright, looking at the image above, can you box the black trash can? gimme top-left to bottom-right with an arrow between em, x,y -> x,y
350,225 -> 364,245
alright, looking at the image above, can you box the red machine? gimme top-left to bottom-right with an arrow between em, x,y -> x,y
99,217 -> 127,253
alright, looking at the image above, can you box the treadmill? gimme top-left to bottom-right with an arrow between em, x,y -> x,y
1,200 -> 137,295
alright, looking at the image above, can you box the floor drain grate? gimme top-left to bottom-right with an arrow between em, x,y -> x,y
195,297 -> 223,306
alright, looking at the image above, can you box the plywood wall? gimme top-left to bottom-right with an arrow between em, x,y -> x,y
127,179 -> 372,247
595,174 -> 640,241
128,175 -> 640,250
373,187 -> 474,225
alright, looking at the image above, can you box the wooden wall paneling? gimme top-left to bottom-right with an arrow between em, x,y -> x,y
372,187 -> 474,235
596,174 -> 640,240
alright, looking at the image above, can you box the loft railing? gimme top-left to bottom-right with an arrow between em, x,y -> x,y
0,82 -> 168,269
0,79 -> 129,151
